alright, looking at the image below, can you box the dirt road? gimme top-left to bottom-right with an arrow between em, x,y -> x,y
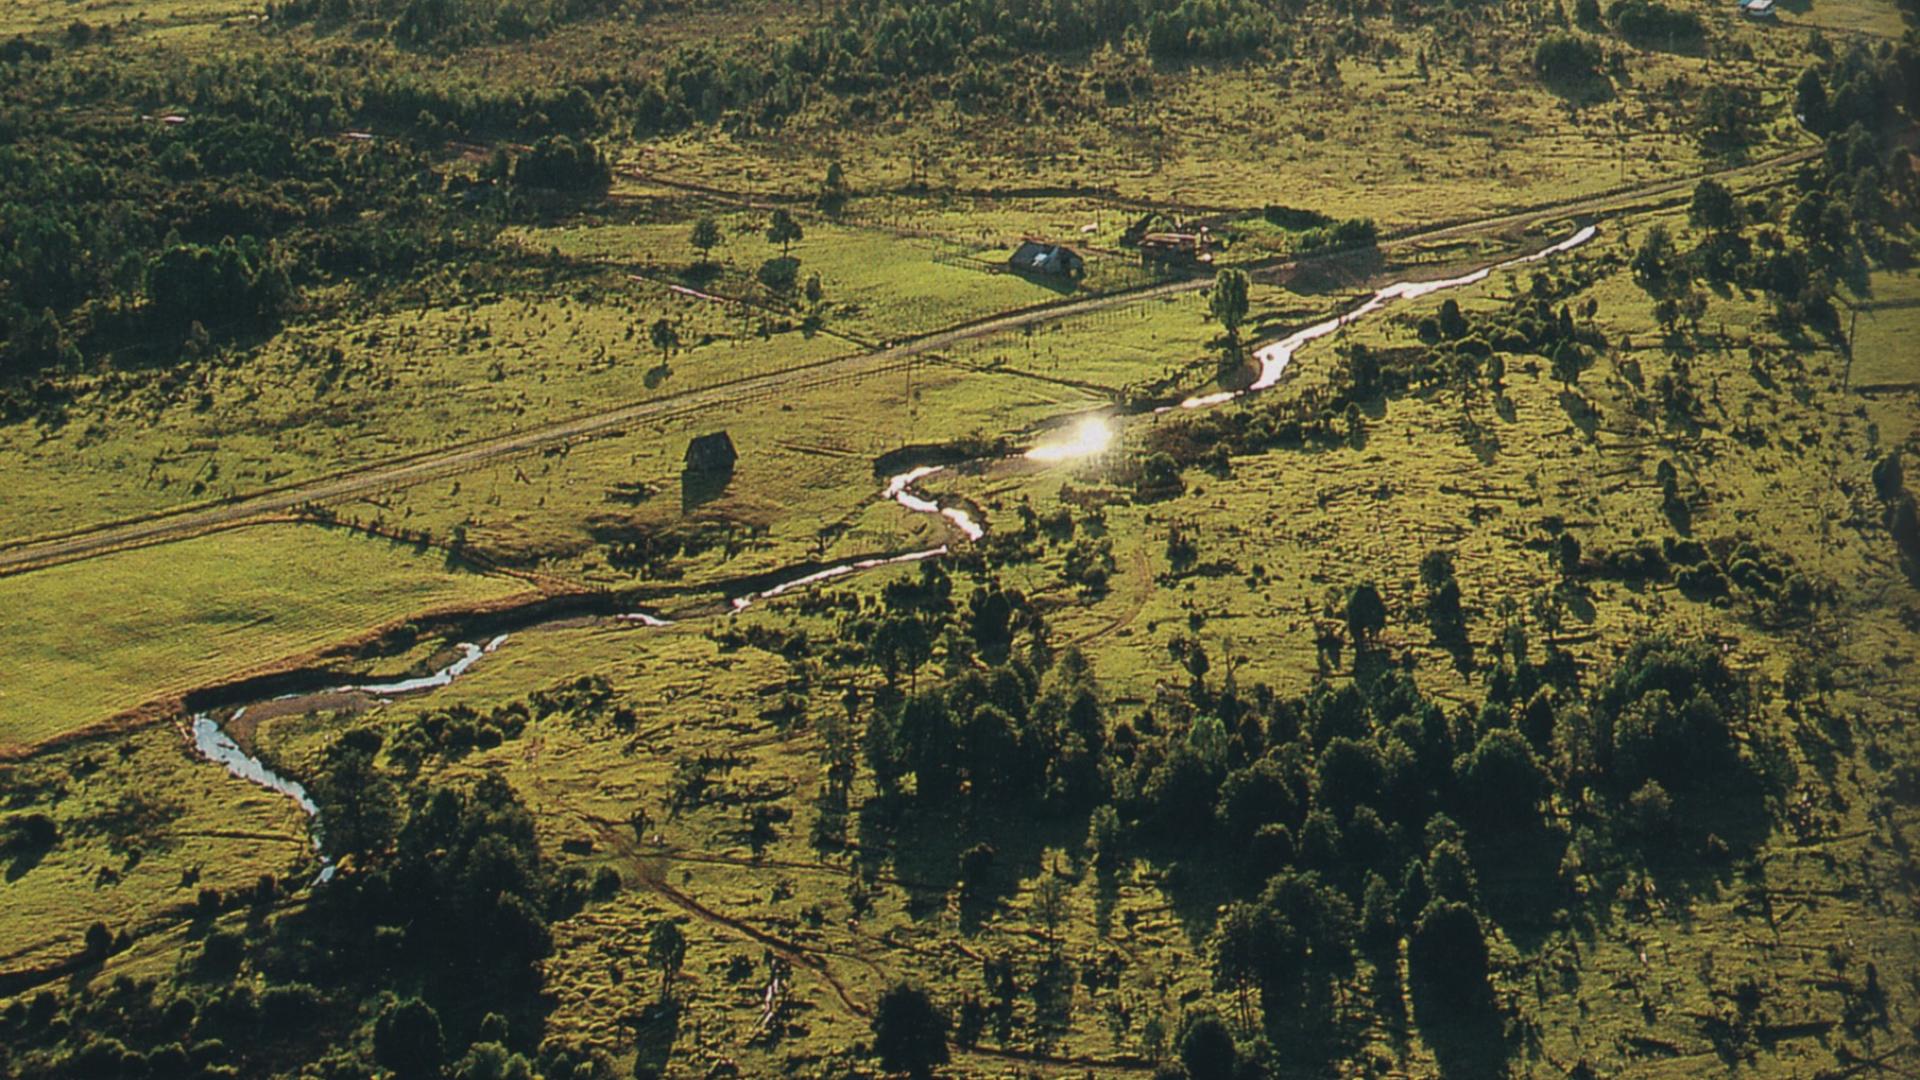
0,144 -> 1819,577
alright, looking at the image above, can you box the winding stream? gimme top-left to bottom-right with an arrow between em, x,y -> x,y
190,711 -> 335,882
188,225 -> 1598,878
186,636 -> 513,881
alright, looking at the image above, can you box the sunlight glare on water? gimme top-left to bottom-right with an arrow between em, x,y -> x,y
1026,415 -> 1114,463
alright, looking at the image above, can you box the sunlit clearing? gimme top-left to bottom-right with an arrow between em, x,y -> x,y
1026,416 -> 1114,463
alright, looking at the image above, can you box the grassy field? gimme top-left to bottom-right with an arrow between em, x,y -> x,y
53,212 -> 1891,1077
1849,271 -> 1920,389
1,1 -> 1916,1077
0,523 -> 530,751
0,718 -> 318,978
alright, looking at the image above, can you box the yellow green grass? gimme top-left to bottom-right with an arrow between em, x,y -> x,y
1849,271 -> 1920,389
0,523 -> 529,750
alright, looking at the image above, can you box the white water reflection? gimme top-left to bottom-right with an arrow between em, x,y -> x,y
1026,416 -> 1114,463
883,465 -> 984,541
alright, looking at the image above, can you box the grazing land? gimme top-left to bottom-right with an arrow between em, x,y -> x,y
1,2 -> 1917,1080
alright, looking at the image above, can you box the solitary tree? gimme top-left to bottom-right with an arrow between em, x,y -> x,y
1688,179 -> 1739,235
870,983 -> 950,1078
1795,66 -> 1830,133
648,318 -> 679,364
766,208 -> 804,254
1209,267 -> 1251,347
1346,582 -> 1387,649
1033,866 -> 1070,952
83,921 -> 114,961
1551,342 -> 1582,387
1554,532 -> 1582,576
689,216 -> 723,262
648,920 -> 687,998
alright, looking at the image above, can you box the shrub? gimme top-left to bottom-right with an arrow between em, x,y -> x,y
1534,33 -> 1603,84
1608,0 -> 1704,50
758,256 -> 801,293
870,984 -> 949,1078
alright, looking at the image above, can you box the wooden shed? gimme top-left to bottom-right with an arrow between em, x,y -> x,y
685,431 -> 737,474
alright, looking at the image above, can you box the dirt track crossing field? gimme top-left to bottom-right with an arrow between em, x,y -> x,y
0,145 -> 1818,578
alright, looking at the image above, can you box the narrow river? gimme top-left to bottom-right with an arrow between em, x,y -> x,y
189,224 -> 1599,876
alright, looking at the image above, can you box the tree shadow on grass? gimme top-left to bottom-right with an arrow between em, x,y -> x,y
860,794 -> 1089,930
1558,389 -> 1600,437
4,844 -> 50,884
1410,977 -> 1510,1079
1633,775 -> 1773,905
1284,247 -> 1387,296
677,262 -> 722,290
1467,817 -> 1571,957
628,999 -> 681,1080
1541,74 -> 1617,108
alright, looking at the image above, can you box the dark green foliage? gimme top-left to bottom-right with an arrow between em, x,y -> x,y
1177,1011 -> 1239,1080
1452,729 -> 1546,829
1209,268 -> 1251,341
689,217 -> 723,261
270,0 -> 625,48
1870,453 -> 1920,583
2,813 -> 56,852
1554,532 -> 1582,576
509,135 -> 610,192
1688,179 -> 1740,234
147,239 -> 289,330
1533,33 -> 1603,85
1345,582 -> 1386,649
291,768 -> 558,1016
372,998 -> 445,1079
1596,636 -> 1748,793
1262,205 -> 1333,230
309,734 -> 398,861
1294,217 -> 1378,255
1697,85 -> 1759,154
757,256 -> 801,294
1408,900 -> 1489,1001
765,209 -> 804,254
870,984 -> 949,1078
1137,452 -> 1185,500
865,650 -> 1104,811
647,921 -> 686,998
1606,1 -> 1704,51
1796,66 -> 1831,134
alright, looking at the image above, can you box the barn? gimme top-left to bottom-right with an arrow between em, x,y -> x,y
1008,240 -> 1085,279
685,431 -> 737,474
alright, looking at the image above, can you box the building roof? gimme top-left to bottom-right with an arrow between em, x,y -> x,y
1009,241 -> 1083,276
685,431 -> 738,472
